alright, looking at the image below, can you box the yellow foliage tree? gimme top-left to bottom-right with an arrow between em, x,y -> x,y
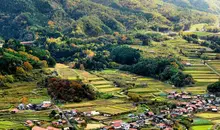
48,20 -> 55,28
21,97 -> 28,104
16,67 -> 26,75
41,60 -> 48,68
84,50 -> 95,58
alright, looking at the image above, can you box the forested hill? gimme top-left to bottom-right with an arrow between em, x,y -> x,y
0,0 -> 218,40
163,0 -> 220,14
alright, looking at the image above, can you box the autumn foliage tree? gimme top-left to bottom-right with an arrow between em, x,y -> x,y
23,61 -> 33,71
46,78 -> 96,102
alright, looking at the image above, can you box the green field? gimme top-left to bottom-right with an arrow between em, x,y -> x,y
193,118 -> 212,126
192,125 -> 213,130
190,23 -> 207,31
195,113 -> 220,121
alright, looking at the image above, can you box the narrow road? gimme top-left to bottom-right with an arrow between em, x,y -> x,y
54,105 -> 74,128
205,62 -> 220,76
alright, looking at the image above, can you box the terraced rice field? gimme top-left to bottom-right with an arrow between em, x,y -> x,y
61,99 -> 127,109
55,63 -> 79,80
95,70 -> 172,98
195,112 -> 220,126
184,64 -> 219,94
94,103 -> 136,115
208,60 -> 220,74
55,64 -> 121,93
195,113 -> 220,120
75,70 -> 121,93
62,99 -> 135,116
0,82 -> 51,129
0,82 -> 50,110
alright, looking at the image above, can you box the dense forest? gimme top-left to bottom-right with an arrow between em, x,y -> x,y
0,0 -> 218,40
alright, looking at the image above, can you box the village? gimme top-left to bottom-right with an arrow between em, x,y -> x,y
8,91 -> 220,130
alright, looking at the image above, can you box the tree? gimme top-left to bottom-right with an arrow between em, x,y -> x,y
21,97 -> 28,104
16,67 -> 26,75
111,46 -> 140,65
41,60 -> 48,68
5,75 -> 14,83
48,20 -> 55,28
207,81 -> 220,93
80,64 -> 85,70
171,72 -> 194,87
23,61 -> 33,71
47,57 -> 56,67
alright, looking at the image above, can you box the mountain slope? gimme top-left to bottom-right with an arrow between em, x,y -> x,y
0,0 -> 218,40
163,0 -> 220,14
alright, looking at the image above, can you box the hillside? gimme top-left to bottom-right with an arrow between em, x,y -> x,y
164,0 -> 220,14
0,0 -> 218,40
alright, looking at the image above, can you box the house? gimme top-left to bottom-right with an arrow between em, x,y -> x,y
20,41 -> 34,45
18,104 -> 25,110
182,95 -> 191,99
91,111 -> 100,116
129,129 -> 138,130
32,126 -> 46,130
47,126 -> 61,130
185,62 -> 192,66
146,112 -> 154,117
25,120 -> 34,127
121,123 -> 130,129
111,120 -> 123,129
42,101 -> 52,108
157,123 -> 166,129
149,51 -> 155,54
11,108 -> 19,114
130,122 -> 139,129
212,108 -> 218,112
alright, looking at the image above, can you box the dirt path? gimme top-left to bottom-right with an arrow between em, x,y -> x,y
205,62 -> 220,77
213,123 -> 220,130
